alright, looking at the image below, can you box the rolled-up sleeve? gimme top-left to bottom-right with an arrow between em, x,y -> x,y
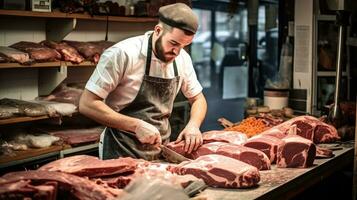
181,54 -> 203,99
85,48 -> 125,99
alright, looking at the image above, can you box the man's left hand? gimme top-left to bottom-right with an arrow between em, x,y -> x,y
175,124 -> 203,153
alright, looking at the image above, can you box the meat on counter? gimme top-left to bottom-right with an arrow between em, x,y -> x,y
166,141 -> 271,171
260,115 -> 340,144
168,154 -> 261,188
243,134 -> 284,164
0,170 -> 123,199
277,135 -> 316,168
202,130 -> 248,145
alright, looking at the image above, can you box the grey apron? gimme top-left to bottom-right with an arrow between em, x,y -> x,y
102,34 -> 180,160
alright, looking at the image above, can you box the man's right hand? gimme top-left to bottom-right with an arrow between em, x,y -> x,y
134,120 -> 161,145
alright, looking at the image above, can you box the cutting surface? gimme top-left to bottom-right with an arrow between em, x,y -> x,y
198,143 -> 354,200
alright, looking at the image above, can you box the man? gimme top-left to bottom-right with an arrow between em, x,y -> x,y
79,3 -> 207,160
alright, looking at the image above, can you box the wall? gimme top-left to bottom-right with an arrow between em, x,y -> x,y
293,0 -> 314,113
0,16 -> 155,100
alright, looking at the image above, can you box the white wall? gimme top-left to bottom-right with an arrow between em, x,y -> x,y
294,0 -> 314,113
0,16 -> 155,100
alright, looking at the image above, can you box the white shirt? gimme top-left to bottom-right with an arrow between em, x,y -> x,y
85,31 -> 203,112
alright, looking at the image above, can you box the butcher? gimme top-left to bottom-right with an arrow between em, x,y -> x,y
79,3 -> 207,160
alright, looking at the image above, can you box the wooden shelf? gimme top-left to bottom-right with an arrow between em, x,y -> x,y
0,9 -> 158,23
0,61 -> 96,69
64,61 -> 96,67
0,115 -> 63,125
0,143 -> 99,168
0,145 -> 63,165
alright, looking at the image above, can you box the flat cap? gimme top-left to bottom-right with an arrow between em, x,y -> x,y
158,3 -> 198,34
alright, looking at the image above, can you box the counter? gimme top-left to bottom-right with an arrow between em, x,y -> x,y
199,143 -> 354,200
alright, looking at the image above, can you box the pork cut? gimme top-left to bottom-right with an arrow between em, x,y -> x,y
168,154 -> 260,188
41,40 -> 84,63
260,115 -> 340,143
0,170 -> 123,200
39,155 -> 137,177
243,134 -> 284,163
277,135 -> 316,168
166,141 -> 270,170
10,41 -> 61,62
202,130 -> 248,145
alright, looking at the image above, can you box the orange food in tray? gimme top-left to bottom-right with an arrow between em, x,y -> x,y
224,117 -> 269,138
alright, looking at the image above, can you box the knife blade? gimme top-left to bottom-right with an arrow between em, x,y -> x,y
120,129 -> 190,163
160,145 -> 191,163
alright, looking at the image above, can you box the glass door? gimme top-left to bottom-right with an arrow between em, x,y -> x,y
191,6 -> 249,130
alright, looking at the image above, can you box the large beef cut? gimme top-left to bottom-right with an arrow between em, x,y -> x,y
95,162 -> 202,189
243,134 -> 284,164
42,127 -> 103,146
168,154 -> 260,188
166,141 -> 270,170
40,83 -> 83,106
202,130 -> 248,145
41,40 -> 84,63
260,115 -> 340,143
277,135 -> 316,168
0,180 -> 58,200
10,41 -> 61,62
0,46 -> 31,64
0,170 -> 123,200
215,142 -> 271,170
39,155 -> 137,177
64,40 -> 115,63
166,141 -> 219,159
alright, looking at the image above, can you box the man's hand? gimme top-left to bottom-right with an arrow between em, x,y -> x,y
175,124 -> 203,153
135,120 -> 161,145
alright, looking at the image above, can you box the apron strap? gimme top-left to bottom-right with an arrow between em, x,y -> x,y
145,33 -> 178,77
145,34 -> 153,76
173,60 -> 178,76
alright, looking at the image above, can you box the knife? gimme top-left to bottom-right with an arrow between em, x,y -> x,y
120,129 -> 190,163
160,145 -> 191,163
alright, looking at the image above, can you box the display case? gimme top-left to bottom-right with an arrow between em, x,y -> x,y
312,13 -> 351,115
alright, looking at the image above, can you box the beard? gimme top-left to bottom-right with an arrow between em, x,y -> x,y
154,35 -> 176,62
